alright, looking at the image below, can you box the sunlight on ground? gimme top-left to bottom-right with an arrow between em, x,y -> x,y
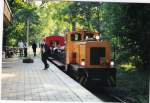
44,83 -> 67,91
2,73 -> 16,78
43,83 -> 89,96
27,46 -> 41,56
120,63 -> 135,71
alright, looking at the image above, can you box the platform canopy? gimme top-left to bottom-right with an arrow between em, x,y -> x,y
3,0 -> 12,25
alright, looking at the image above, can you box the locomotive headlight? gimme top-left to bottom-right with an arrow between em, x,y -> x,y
95,35 -> 100,40
110,61 -> 114,67
81,59 -> 85,66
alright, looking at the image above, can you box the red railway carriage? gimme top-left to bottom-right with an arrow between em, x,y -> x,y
44,35 -> 65,47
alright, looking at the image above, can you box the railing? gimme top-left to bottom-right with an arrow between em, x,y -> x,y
3,46 -> 19,58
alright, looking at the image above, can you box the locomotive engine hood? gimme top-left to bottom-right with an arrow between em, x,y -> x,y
65,29 -> 111,69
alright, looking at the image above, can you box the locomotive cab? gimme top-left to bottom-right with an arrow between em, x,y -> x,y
65,29 -> 116,88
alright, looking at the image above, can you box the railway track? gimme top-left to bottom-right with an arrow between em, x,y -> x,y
48,58 -> 127,103
91,87 -> 127,103
109,94 -> 126,103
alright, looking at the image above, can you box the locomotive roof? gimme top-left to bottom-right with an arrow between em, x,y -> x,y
68,30 -> 99,35
46,35 -> 64,38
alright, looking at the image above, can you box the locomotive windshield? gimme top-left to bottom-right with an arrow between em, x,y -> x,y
71,33 -> 81,41
84,33 -> 96,41
70,32 -> 98,41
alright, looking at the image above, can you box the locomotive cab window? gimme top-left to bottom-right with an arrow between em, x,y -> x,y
71,33 -> 81,41
84,33 -> 95,41
52,41 -> 60,47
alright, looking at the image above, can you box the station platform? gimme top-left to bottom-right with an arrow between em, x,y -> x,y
1,56 -> 102,102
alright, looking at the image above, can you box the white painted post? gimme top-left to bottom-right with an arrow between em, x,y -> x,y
0,1 -> 4,56
0,0 -> 4,90
0,0 -> 4,49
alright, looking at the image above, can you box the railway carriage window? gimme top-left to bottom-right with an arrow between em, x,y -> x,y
71,33 -> 81,41
52,41 -> 59,47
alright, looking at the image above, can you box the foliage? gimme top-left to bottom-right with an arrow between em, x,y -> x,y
117,69 -> 148,103
4,1 -> 150,70
3,2 -> 149,102
121,4 -> 150,70
97,3 -> 150,70
4,0 -> 40,45
37,1 -> 71,36
120,63 -> 135,71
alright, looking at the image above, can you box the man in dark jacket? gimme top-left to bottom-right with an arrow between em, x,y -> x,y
23,42 -> 27,57
41,41 -> 50,70
32,41 -> 37,56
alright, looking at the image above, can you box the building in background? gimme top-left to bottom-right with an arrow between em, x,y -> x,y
1,0 -> 12,59
2,0 -> 12,50
3,0 -> 12,25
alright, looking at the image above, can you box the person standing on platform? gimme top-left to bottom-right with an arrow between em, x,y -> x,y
18,40 -> 24,57
32,41 -> 37,57
41,41 -> 50,70
23,42 -> 27,57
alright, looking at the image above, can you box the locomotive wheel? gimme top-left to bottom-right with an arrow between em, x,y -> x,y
106,75 -> 116,87
76,69 -> 88,86
78,75 -> 87,86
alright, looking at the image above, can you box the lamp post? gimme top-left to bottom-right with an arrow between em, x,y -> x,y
23,0 -> 33,63
25,0 -> 30,57
25,0 -> 42,47
27,17 -> 29,48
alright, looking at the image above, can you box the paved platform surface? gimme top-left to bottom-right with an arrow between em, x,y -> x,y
1,56 -> 102,102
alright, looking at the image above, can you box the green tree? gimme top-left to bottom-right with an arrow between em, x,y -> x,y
98,3 -> 150,70
4,0 -> 40,46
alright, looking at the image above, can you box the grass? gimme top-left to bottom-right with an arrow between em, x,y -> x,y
116,68 -> 149,103
120,63 -> 135,71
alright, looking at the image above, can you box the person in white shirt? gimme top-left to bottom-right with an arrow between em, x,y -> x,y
18,40 -> 24,57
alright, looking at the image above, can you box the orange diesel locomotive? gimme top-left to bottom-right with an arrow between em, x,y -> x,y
45,29 -> 116,87
65,29 -> 116,87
